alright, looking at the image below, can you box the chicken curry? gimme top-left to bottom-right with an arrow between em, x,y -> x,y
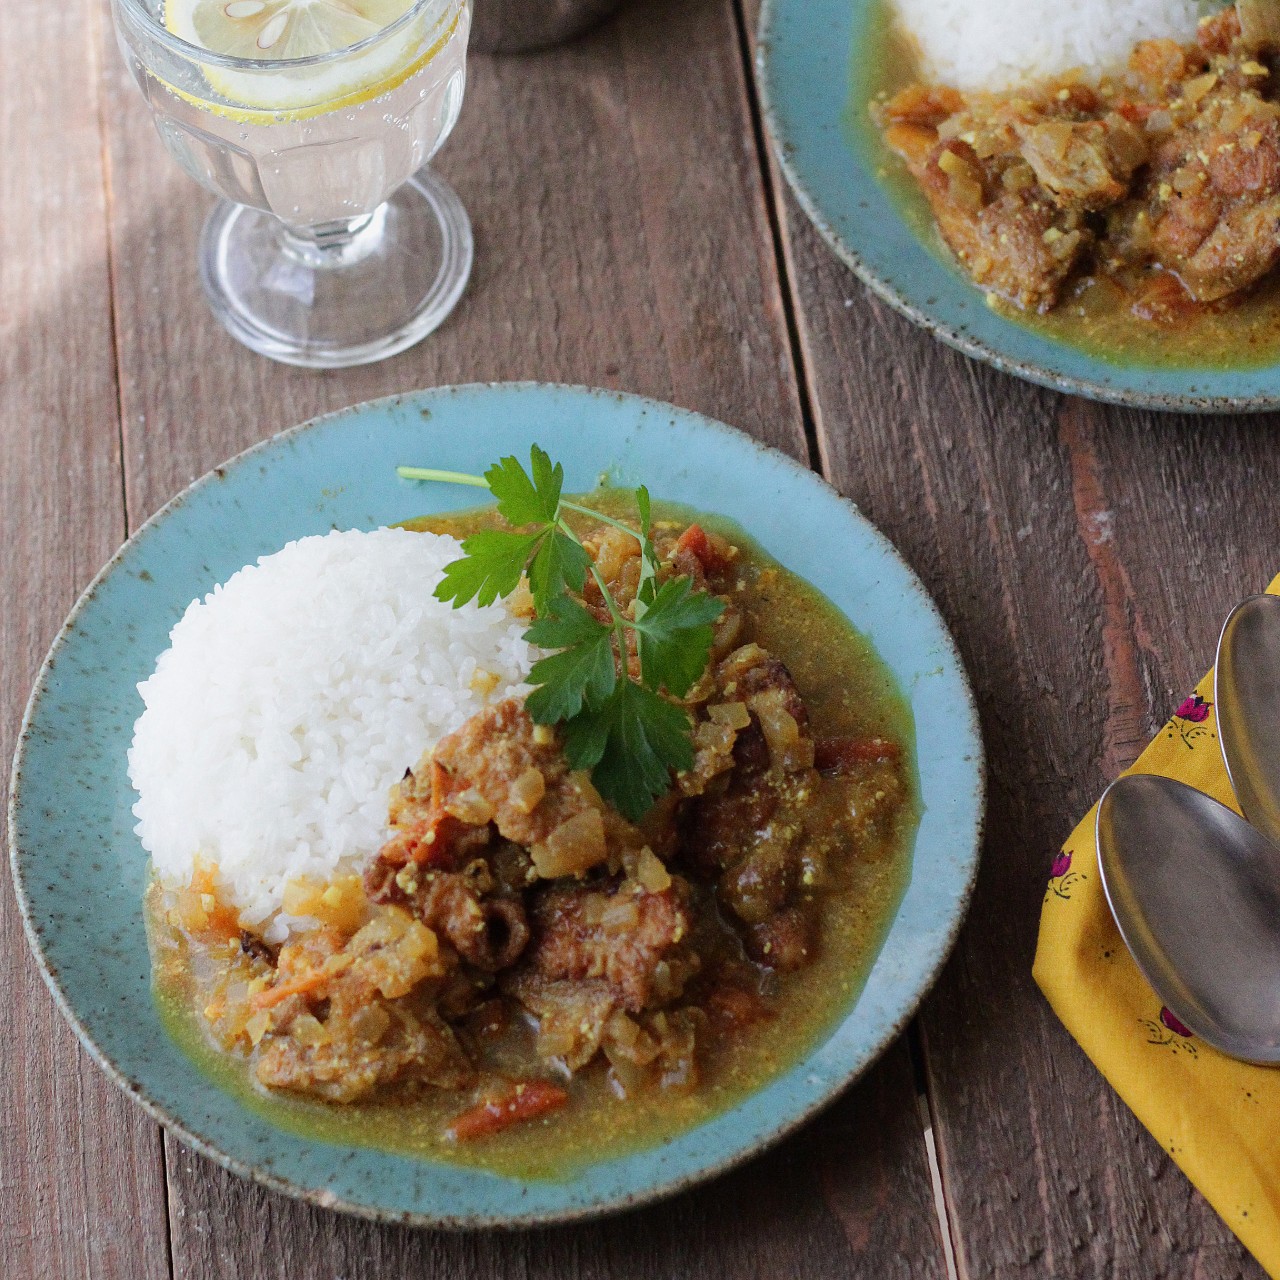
147,496 -> 917,1176
868,1 -> 1280,367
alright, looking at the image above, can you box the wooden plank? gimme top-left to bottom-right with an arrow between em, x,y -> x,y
97,0 -> 948,1273
0,2 -> 173,1278
756,108 -> 1270,1280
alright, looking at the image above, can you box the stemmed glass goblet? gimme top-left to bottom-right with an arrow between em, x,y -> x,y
111,0 -> 472,368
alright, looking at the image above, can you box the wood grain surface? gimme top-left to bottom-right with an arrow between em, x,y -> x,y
2,0 -> 1273,1274
0,2 -> 173,1279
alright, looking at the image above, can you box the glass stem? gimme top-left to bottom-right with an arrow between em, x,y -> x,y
277,205 -> 388,269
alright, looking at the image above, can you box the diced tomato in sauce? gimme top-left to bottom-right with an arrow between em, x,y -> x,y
674,524 -> 730,576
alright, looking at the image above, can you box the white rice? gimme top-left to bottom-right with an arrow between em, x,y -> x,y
128,528 -> 538,941
891,0 -> 1207,92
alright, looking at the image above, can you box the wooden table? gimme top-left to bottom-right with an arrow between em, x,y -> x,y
3,1 -> 1274,1276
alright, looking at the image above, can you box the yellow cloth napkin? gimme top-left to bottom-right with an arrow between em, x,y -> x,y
1034,573 -> 1280,1278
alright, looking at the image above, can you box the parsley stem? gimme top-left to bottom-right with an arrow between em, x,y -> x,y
591,562 -> 634,682
561,499 -> 659,624
568,525 -> 636,683
560,501 -> 644,540
556,517 -> 635,658
396,466 -> 491,487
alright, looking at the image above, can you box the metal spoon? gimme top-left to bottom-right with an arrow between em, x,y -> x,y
1096,773 -> 1280,1062
1216,592 -> 1280,849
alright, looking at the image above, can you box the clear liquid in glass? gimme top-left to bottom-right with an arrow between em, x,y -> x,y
125,2 -> 468,227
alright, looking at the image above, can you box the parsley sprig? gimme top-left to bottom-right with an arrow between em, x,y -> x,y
397,447 -> 724,819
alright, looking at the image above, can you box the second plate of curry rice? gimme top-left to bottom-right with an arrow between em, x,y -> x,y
760,0 -> 1280,410
10,384 -> 983,1224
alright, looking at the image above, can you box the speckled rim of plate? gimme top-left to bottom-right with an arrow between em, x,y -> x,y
9,383 -> 984,1228
757,0 -> 1280,414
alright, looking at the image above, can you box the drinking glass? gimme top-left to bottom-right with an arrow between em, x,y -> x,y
111,0 -> 472,368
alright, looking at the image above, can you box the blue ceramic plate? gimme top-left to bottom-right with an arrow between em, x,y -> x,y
9,384 -> 983,1226
758,0 -> 1280,412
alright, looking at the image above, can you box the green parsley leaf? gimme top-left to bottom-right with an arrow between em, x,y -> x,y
631,576 -> 724,697
633,486 -> 658,615
484,445 -> 562,527
560,681 -> 694,821
524,598 -> 617,723
434,528 -> 543,608
401,451 -> 727,818
527,527 -> 591,616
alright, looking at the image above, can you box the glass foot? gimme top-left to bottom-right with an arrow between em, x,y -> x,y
198,169 -> 473,369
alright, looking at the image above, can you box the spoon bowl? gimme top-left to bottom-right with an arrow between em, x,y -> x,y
1096,773 -> 1280,1062
1215,593 -> 1280,850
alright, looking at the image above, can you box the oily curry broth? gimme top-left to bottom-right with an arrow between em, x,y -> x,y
856,0 -> 1280,370
148,495 -> 918,1178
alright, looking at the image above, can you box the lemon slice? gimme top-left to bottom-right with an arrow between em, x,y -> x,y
172,0 -> 413,60
165,0 -> 432,115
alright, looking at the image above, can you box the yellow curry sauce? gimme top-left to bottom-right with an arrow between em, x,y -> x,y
147,496 -> 918,1178
859,0 -> 1280,369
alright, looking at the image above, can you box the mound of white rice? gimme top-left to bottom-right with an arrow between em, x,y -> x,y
891,0 -> 1206,92
129,528 -> 538,941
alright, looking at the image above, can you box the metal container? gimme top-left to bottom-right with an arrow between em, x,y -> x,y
468,0 -> 628,53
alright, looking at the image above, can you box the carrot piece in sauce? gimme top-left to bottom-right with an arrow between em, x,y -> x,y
406,761 -> 482,868
814,736 -> 902,775
445,1080 -> 570,1142
176,862 -> 243,942
250,969 -> 328,1010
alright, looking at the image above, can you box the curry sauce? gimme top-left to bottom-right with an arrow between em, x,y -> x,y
147,496 -> 918,1178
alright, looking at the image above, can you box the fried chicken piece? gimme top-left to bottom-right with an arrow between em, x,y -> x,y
368,700 -> 645,880
525,879 -> 695,1012
366,858 -> 531,973
1148,105 -> 1280,301
253,911 -> 474,1102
